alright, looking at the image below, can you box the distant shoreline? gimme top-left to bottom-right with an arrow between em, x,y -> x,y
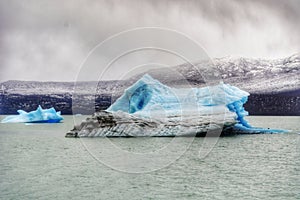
0,90 -> 299,116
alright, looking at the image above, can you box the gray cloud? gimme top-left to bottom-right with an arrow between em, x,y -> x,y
0,0 -> 299,81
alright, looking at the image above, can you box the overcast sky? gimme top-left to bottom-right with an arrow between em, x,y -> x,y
0,0 -> 299,82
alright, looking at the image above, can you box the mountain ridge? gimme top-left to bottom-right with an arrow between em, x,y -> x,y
1,54 -> 299,115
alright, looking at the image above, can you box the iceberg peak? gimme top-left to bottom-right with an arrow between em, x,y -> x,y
107,74 -> 249,115
107,74 -> 174,114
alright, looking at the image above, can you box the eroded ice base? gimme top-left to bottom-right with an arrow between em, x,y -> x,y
67,110 -> 237,137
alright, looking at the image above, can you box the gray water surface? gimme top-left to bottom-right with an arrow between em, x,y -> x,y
0,116 -> 299,200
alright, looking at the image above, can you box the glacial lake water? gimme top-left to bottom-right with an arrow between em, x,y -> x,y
0,116 -> 299,200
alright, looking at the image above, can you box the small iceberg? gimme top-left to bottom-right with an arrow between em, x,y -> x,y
66,74 -> 286,137
1,105 -> 63,123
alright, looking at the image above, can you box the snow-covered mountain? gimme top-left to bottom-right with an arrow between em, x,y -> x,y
212,53 -> 300,93
140,53 -> 300,93
1,54 -> 299,95
0,54 -> 299,115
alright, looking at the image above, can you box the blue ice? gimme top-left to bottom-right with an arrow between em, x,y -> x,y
107,74 -> 286,134
1,105 -> 64,123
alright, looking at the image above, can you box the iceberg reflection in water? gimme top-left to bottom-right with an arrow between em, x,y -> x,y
67,74 -> 287,137
1,105 -> 64,123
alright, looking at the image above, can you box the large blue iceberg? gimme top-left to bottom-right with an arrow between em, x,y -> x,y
107,74 -> 285,134
65,74 -> 286,137
1,105 -> 63,123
